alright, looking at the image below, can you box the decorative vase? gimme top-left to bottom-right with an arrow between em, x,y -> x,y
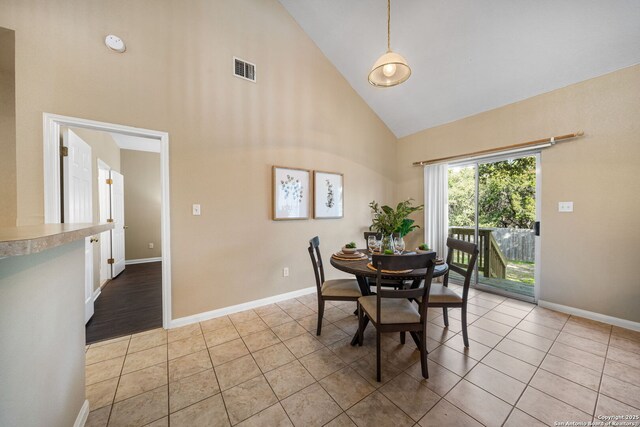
381,234 -> 395,254
394,235 -> 405,254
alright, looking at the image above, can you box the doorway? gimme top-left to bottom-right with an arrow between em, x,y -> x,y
43,113 -> 172,331
447,153 -> 540,302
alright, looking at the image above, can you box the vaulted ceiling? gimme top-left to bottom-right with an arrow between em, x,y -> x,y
279,0 -> 640,138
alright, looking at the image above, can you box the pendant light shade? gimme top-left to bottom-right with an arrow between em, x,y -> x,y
368,51 -> 411,87
368,0 -> 411,87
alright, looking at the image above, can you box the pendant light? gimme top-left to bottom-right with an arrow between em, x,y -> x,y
368,0 -> 411,87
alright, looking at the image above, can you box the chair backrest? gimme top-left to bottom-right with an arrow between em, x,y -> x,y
363,231 -> 382,249
444,237 -> 479,302
308,236 -> 325,291
371,253 -> 436,323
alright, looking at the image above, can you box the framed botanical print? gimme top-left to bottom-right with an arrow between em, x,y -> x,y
272,166 -> 310,220
314,170 -> 344,219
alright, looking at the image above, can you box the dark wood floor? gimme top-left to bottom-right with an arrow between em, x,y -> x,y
86,262 -> 162,344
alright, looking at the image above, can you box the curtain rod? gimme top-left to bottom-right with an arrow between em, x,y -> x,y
412,131 -> 584,166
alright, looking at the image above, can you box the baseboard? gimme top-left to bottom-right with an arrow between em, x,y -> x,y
170,286 -> 316,329
92,288 -> 101,303
538,300 -> 640,332
125,257 -> 162,265
73,399 -> 90,427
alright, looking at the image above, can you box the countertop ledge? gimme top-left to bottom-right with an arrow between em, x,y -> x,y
0,223 -> 114,257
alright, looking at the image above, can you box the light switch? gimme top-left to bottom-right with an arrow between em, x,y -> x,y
558,201 -> 573,212
192,204 -> 201,216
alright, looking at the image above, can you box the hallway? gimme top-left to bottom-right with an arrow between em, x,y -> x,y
86,262 -> 162,344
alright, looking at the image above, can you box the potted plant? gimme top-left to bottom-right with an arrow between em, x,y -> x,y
342,241 -> 357,254
416,243 -> 431,254
369,199 -> 423,252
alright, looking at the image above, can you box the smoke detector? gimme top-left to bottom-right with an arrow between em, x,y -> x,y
105,35 -> 126,53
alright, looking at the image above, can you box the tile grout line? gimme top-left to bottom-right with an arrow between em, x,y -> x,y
274,298 -> 426,425
289,296 -> 366,421
252,306 -> 330,425
162,324 -> 223,423
429,301 -> 512,426
266,299 -> 367,424
429,299 -> 594,425
504,313 -> 616,424
496,307 -> 569,426
251,306 -> 301,426
216,316 -> 250,425
106,335 -> 132,426
166,323 -> 242,423
405,298 -> 506,425
592,325 -> 613,423
432,300 -> 530,426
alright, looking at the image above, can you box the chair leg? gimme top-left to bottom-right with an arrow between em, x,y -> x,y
420,327 -> 429,379
442,307 -> 449,327
357,304 -> 364,346
462,305 -> 469,348
400,331 -> 406,344
316,299 -> 325,336
376,330 -> 382,382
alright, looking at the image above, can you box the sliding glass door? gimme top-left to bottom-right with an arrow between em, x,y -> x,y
448,154 -> 539,301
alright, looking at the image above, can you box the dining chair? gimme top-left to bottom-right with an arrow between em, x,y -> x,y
357,252 -> 436,381
308,236 -> 362,336
363,231 -> 405,290
427,237 -> 479,347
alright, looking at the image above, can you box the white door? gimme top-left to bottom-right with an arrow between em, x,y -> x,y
111,170 -> 126,277
63,129 -> 95,323
98,163 -> 112,283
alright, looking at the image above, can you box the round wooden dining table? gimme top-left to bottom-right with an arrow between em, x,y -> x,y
329,250 -> 449,295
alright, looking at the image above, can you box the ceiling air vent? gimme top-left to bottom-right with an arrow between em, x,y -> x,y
233,57 -> 256,83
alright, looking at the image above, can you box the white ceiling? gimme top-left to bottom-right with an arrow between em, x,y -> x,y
278,0 -> 640,138
110,132 -> 160,153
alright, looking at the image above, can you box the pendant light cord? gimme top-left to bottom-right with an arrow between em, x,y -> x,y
387,0 -> 391,52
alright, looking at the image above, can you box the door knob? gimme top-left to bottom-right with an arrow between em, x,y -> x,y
124,225 -> 129,229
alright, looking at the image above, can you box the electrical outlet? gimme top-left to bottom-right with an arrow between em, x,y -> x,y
148,243 -> 154,249
283,267 -> 289,277
192,204 -> 201,216
558,201 -> 573,212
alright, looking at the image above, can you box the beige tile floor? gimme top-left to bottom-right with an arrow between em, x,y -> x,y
85,284 -> 640,427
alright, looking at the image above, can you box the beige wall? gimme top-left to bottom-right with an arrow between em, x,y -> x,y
66,126 -> 120,291
121,149 -> 162,260
398,65 -> 640,323
1,0 -> 397,318
0,241 -> 85,427
0,27 -> 16,226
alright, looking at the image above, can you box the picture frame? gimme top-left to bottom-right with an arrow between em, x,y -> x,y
272,166 -> 311,220
313,170 -> 344,219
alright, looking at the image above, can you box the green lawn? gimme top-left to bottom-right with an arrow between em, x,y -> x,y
506,260 -> 534,285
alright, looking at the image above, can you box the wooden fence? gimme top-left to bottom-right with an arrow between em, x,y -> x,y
491,228 -> 535,262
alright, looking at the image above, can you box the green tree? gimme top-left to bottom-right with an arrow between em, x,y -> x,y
448,166 -> 475,227
478,157 -> 536,228
448,157 -> 536,229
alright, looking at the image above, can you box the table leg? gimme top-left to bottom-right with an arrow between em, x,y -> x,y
352,275 -> 371,316
351,314 -> 369,346
356,275 -> 371,295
